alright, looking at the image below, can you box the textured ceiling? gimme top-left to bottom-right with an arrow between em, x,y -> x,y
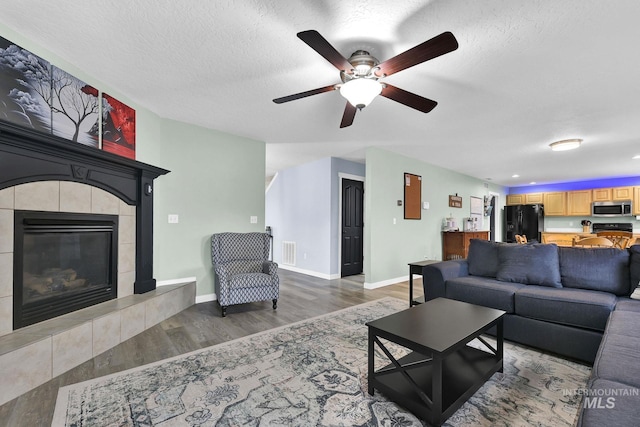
0,0 -> 639,186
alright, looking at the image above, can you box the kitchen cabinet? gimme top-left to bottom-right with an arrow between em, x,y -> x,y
592,188 -> 612,202
543,192 -> 566,216
613,186 -> 634,201
506,193 -> 542,205
508,185 -> 640,216
525,193 -> 543,204
506,194 -> 525,205
442,231 -> 489,260
566,190 -> 592,216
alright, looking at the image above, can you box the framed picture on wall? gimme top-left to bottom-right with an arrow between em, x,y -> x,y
0,36 -> 52,134
51,66 -> 99,147
101,92 -> 136,159
404,173 -> 421,220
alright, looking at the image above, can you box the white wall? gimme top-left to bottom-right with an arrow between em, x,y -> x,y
265,157 -> 366,279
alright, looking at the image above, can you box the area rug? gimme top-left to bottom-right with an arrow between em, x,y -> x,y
53,297 -> 590,426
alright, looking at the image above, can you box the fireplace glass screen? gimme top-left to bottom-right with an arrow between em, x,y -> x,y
22,232 -> 111,304
14,211 -> 118,329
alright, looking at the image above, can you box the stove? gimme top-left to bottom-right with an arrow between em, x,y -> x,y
591,222 -> 634,233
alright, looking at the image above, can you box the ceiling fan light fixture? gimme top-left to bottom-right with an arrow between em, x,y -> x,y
348,50 -> 378,77
339,78 -> 382,109
549,138 -> 582,151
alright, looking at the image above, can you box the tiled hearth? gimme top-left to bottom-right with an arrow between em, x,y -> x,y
0,181 -> 196,405
0,280 -> 195,405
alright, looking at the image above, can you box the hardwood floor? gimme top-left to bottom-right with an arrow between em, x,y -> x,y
0,269 -> 418,426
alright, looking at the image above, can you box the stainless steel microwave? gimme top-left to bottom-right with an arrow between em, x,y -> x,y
592,201 -> 633,217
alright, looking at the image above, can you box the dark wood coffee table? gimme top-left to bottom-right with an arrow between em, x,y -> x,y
366,297 -> 505,426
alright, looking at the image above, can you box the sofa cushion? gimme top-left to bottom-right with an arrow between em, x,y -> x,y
496,243 -> 562,287
514,286 -> 616,331
592,331 -> 640,389
604,310 -> 640,339
559,246 -> 630,296
614,298 -> 640,313
445,276 -> 524,313
578,379 -> 640,427
467,239 -> 501,277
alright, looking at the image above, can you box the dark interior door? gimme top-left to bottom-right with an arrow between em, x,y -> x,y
341,179 -> 364,277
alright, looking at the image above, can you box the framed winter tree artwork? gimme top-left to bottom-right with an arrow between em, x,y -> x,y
51,66 -> 100,147
0,36 -> 52,134
101,92 -> 136,159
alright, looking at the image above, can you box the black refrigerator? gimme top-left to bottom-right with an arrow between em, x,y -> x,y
504,204 -> 544,243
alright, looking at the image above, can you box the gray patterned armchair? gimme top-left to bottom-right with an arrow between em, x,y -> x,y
211,232 -> 279,317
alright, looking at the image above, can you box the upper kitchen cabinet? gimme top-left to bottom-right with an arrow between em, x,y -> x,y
566,190 -> 592,216
525,193 -> 543,204
634,187 -> 640,215
506,193 -> 542,205
543,192 -> 566,216
506,194 -> 525,205
613,186 -> 634,201
592,188 -> 612,202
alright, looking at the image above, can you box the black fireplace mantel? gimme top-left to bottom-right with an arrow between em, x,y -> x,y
0,120 -> 169,294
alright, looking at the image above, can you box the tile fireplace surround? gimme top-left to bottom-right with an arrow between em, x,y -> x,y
0,181 -> 137,336
0,182 -> 196,405
0,122 -> 198,406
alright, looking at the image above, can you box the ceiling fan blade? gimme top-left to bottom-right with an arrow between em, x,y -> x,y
376,32 -> 458,77
340,102 -> 357,128
380,84 -> 438,113
297,30 -> 353,72
273,85 -> 336,104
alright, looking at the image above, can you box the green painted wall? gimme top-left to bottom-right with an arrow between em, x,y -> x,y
364,147 -> 507,285
144,119 -> 265,296
0,24 -> 266,297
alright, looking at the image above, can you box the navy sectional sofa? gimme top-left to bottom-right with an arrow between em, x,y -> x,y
422,240 -> 640,426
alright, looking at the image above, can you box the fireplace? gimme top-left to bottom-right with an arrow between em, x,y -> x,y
0,120 -> 169,335
13,211 -> 119,328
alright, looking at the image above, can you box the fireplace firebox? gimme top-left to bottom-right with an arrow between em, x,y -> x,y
13,211 -> 118,329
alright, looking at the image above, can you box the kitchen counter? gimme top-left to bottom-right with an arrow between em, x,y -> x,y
541,231 -> 640,247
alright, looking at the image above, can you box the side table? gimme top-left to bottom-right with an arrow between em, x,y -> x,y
408,260 -> 438,307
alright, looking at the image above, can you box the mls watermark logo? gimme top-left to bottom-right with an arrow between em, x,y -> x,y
563,387 -> 640,409
582,396 -> 615,409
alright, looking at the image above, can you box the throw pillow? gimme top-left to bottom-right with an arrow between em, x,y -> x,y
496,243 -> 562,287
467,239 -> 501,278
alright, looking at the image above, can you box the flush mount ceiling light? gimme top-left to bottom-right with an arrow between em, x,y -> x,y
549,138 -> 582,151
633,155 -> 640,160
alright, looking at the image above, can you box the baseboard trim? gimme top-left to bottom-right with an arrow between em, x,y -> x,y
364,275 -> 408,289
278,265 -> 339,280
196,293 -> 217,303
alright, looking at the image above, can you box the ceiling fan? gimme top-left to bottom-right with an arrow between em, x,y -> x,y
273,30 -> 458,128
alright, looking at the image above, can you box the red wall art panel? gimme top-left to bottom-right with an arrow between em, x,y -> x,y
101,92 -> 136,159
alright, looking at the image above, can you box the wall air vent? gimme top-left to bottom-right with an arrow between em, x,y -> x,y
282,241 -> 296,266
